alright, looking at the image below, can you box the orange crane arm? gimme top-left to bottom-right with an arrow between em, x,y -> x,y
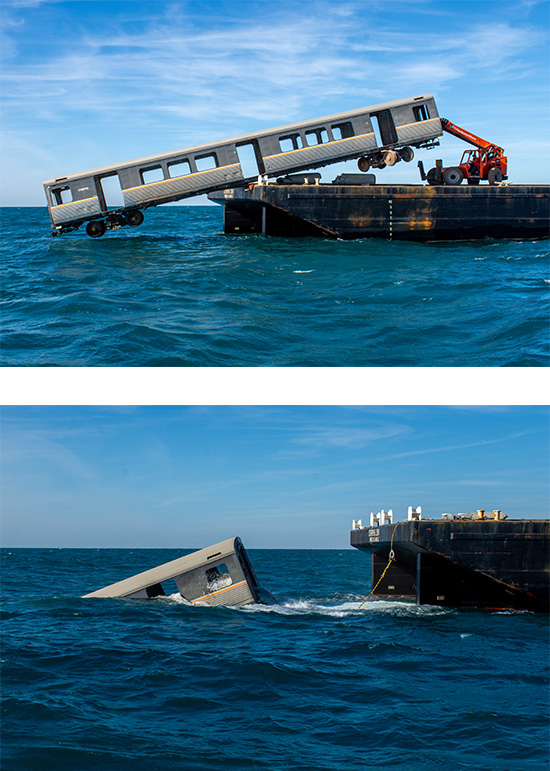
441,118 -> 505,156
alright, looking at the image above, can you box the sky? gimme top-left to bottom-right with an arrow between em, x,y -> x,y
1,0 -> 549,205
1,405 -> 548,549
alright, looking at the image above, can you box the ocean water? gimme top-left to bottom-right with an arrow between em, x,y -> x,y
1,548 -> 548,771
1,206 -> 548,367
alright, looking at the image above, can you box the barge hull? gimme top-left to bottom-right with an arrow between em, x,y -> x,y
351,519 -> 550,611
209,184 -> 550,241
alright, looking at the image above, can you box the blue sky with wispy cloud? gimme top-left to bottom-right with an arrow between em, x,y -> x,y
1,406 -> 548,548
1,0 -> 549,204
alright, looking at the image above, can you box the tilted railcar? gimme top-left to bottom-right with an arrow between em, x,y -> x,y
43,94 -> 441,236
82,536 -> 275,606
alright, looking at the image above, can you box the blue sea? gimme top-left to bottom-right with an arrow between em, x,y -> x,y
1,207 -> 549,367
1,547 -> 548,771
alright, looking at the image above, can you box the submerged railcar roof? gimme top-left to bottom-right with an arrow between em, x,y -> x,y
44,95 -> 436,184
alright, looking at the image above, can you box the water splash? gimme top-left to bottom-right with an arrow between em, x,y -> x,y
162,591 -> 453,618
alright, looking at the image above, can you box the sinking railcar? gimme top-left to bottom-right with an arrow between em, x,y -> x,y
44,95 -> 441,236
82,536 -> 274,607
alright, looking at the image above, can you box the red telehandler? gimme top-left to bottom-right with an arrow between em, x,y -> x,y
419,118 -> 508,185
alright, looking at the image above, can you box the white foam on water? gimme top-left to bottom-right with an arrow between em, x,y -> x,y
162,592 -> 452,617
292,270 -> 315,274
163,592 -> 193,605
241,596 -> 446,618
240,599 -> 361,617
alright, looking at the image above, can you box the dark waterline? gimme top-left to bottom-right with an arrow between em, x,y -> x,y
1,207 -> 548,366
1,548 -> 549,771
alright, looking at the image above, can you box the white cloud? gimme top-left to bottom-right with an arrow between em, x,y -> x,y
291,425 -> 409,450
1,428 -> 97,481
2,1 -> 549,200
3,9 -> 543,121
378,430 -> 534,462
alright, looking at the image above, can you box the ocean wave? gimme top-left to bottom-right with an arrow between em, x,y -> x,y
3,547 -> 549,771
2,207 -> 548,366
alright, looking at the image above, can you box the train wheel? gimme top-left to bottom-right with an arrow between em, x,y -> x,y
126,210 -> 144,227
488,168 -> 503,185
399,146 -> 414,163
442,167 -> 464,185
384,150 -> 399,166
357,157 -> 370,172
426,168 -> 439,185
86,220 -> 106,238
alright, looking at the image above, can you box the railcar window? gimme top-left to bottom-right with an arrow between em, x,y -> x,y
168,159 -> 192,178
141,166 -> 164,185
52,186 -> 72,205
278,133 -> 303,152
305,130 -> 318,146
195,154 -> 217,171
305,128 -> 330,146
413,104 -> 429,122
206,564 -> 232,592
331,122 -> 354,140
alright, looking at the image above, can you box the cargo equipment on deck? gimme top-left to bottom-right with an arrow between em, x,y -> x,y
351,508 -> 550,611
43,95 -> 441,237
419,118 -> 508,186
82,537 -> 275,607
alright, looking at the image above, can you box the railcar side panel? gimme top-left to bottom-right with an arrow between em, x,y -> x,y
121,163 -> 243,207
49,196 -> 102,225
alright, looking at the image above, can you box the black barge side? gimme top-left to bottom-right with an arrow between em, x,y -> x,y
351,518 -> 550,611
209,183 -> 550,241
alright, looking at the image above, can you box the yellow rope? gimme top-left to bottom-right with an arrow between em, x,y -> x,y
358,552 -> 394,609
358,520 -> 402,609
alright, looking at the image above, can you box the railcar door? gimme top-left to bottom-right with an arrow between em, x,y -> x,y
95,172 -> 125,212
370,109 -> 398,146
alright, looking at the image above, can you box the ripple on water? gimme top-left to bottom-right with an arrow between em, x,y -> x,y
1,207 -> 548,366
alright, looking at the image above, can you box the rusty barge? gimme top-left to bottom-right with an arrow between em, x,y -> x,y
351,508 -> 550,611
209,178 -> 550,241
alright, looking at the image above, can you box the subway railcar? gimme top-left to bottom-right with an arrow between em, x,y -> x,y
82,536 -> 275,606
44,95 -> 441,237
